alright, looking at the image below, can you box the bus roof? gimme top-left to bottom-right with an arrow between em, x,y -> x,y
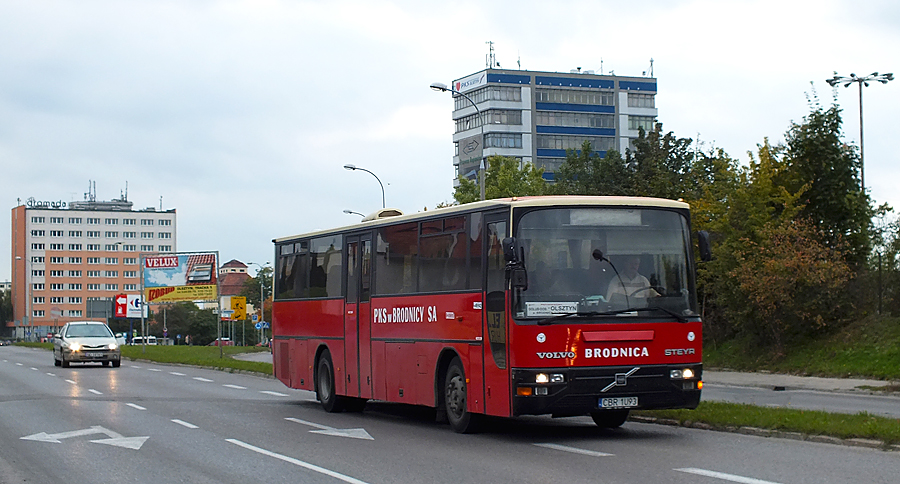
273,195 -> 690,243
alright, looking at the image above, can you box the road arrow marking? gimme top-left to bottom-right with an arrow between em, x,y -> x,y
675,468 -> 783,484
285,417 -> 373,440
21,425 -> 148,450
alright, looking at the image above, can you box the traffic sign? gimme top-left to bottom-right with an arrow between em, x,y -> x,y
255,322 -> 261,330
252,314 -> 258,322
231,296 -> 247,320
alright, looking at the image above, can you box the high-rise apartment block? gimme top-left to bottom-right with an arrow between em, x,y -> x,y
10,194 -> 176,339
447,67 -> 657,183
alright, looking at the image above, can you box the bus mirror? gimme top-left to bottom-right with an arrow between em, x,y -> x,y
697,230 -> 712,262
502,237 -> 518,263
510,267 -> 528,289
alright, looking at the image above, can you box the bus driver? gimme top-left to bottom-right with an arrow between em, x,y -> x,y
606,255 -> 659,302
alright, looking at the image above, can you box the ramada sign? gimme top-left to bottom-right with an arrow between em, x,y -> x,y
145,256 -> 179,268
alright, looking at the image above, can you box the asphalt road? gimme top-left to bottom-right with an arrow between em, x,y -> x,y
2,345 -> 899,484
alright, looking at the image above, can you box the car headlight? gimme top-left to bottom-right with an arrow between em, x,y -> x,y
108,343 -> 118,350
68,342 -> 81,352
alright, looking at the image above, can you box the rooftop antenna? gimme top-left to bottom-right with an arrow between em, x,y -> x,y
159,196 -> 163,211
600,58 -> 604,75
517,51 -> 521,70
642,58 -> 654,77
486,41 -> 499,69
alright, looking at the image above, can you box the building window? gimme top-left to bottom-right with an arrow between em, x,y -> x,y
158,245 -> 171,252
141,245 -> 154,251
33,310 -> 45,317
535,88 -> 614,106
123,245 -> 136,252
123,218 -> 136,225
455,85 -> 522,109
628,115 -> 656,132
31,230 -> 45,237
105,231 -> 118,238
32,243 -> 45,250
159,219 -> 171,226
50,270 -> 64,277
484,133 -> 523,149
49,243 -> 64,250
158,232 -> 171,239
627,92 -> 655,108
105,218 -> 118,225
50,217 -> 64,224
33,296 -> 45,304
105,257 -> 118,264
141,232 -> 154,239
50,297 -> 64,304
87,231 -> 100,238
31,216 -> 45,223
88,271 -> 101,277
454,109 -> 522,133
535,111 -> 614,128
141,219 -> 154,226
124,284 -> 137,291
67,244 -> 81,251
124,258 -> 137,265
32,270 -> 45,277
536,134 -> 616,152
50,283 -> 64,291
68,270 -> 82,277
87,257 -> 100,264
68,283 -> 82,290
105,284 -> 118,291
124,271 -> 137,278
33,283 -> 45,291
105,244 -> 120,251
124,232 -> 136,238
87,244 -> 101,251
50,230 -> 64,237
67,310 -> 83,317
105,271 -> 118,278
88,284 -> 101,291
68,257 -> 82,264
69,217 -> 82,224
69,230 -> 83,237
87,218 -> 100,225
34,256 -> 47,263
68,297 -> 82,304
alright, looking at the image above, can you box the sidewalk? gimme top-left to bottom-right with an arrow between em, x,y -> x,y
232,351 -> 272,363
704,369 -> 897,393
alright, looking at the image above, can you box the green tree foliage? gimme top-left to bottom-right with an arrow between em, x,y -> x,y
553,141 -> 630,195
150,302 -> 218,345
453,155 -> 546,204
778,100 -> 871,266
0,288 -> 12,327
241,266 -> 273,322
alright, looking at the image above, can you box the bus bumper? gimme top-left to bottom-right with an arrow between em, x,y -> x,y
510,364 -> 702,417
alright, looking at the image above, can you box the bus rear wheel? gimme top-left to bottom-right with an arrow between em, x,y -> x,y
316,350 -> 344,413
590,409 -> 629,428
444,358 -> 480,433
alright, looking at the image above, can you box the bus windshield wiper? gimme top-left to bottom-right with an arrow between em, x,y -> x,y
536,306 -> 693,325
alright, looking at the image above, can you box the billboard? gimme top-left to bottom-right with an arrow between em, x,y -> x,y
115,294 -> 147,318
143,253 -> 218,303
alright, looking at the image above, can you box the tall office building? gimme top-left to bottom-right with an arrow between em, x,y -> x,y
446,67 -> 657,184
10,192 -> 176,340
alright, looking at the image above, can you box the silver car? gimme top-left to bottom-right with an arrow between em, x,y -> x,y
53,321 -> 122,368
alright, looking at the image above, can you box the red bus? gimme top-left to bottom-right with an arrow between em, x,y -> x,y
272,196 -> 706,433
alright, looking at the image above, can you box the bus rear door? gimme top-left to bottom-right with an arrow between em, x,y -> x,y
344,233 -> 373,399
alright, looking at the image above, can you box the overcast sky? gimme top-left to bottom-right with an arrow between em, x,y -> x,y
2,0 -> 898,280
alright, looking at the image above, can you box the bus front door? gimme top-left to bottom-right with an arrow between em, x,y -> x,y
344,234 -> 373,399
483,213 -> 511,417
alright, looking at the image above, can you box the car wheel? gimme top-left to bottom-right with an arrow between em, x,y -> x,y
54,351 -> 61,367
590,409 -> 629,428
61,356 -> 70,368
112,359 -> 121,368
102,361 -> 110,367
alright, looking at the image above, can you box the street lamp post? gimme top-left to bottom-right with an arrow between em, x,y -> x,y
826,71 -> 894,190
343,164 -> 386,209
248,261 -> 270,346
343,209 -> 366,218
430,82 -> 485,201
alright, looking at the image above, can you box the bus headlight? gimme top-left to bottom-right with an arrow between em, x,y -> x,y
671,368 -> 696,380
536,373 -> 549,384
535,373 -> 564,384
682,368 -> 695,379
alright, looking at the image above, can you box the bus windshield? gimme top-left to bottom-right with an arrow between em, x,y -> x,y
513,207 -> 696,320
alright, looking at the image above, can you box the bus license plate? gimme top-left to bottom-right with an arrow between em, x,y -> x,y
600,396 -> 638,409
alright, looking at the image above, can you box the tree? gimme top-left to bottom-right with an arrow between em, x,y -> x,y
779,98 -> 871,266
241,266 -> 273,323
453,155 -> 546,204
553,141 -> 631,196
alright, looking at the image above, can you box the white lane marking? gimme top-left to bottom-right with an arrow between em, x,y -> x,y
172,419 -> 199,429
227,439 -> 371,484
534,443 -> 613,457
169,372 -> 186,376
224,384 -> 246,390
46,372 -> 56,377
16,363 -> 23,366
126,403 -> 147,411
89,389 -> 103,395
148,368 -> 162,372
260,391 -> 288,397
65,379 -> 77,385
193,377 -> 214,382
130,365 -> 141,368
31,367 -> 39,371
675,468 -> 784,484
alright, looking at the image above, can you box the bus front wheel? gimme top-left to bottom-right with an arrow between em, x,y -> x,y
444,358 -> 480,433
316,351 -> 344,413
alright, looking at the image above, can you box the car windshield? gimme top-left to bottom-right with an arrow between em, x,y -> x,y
513,207 -> 697,320
65,325 -> 113,338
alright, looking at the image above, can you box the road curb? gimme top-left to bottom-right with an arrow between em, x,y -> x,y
629,415 -> 898,452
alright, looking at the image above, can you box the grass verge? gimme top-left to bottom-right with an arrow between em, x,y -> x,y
636,401 -> 900,446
